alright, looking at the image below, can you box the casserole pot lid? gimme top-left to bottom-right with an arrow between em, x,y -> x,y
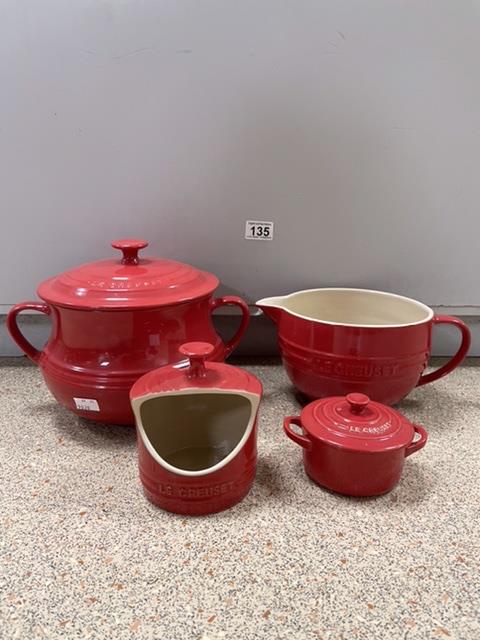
37,239 -> 219,309
130,342 -> 262,399
300,393 -> 414,453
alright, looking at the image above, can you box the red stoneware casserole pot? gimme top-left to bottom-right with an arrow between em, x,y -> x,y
257,288 -> 470,405
7,239 -> 250,424
284,392 -> 427,497
130,342 -> 262,516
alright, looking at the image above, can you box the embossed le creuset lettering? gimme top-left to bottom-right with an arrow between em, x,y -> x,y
335,420 -> 392,435
314,358 -> 400,378
157,481 -> 236,499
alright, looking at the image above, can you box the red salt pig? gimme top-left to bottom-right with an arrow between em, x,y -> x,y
7,239 -> 250,424
257,288 -> 470,405
130,342 -> 262,515
284,392 -> 427,497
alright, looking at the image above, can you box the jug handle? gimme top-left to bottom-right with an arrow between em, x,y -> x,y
210,296 -> 250,357
416,315 -> 471,387
7,302 -> 51,363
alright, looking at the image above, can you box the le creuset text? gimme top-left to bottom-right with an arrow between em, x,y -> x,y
156,481 -> 237,499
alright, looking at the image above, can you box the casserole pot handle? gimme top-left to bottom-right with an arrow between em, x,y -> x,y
405,424 -> 428,457
417,315 -> 471,387
210,296 -> 250,357
7,302 -> 51,364
284,416 -> 312,450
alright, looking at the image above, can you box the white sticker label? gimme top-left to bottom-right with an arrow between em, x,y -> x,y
245,220 -> 274,241
74,397 -> 100,412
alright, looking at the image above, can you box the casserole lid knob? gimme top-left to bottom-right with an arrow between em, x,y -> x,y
179,342 -> 215,379
111,238 -> 148,265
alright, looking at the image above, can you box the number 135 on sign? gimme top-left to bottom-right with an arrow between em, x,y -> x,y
245,221 -> 274,241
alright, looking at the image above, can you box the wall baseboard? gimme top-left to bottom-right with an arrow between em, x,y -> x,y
1,309 -> 480,357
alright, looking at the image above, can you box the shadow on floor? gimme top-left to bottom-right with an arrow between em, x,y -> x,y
31,401 -> 137,450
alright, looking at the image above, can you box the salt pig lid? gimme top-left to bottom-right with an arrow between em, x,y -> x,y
300,393 -> 420,453
130,342 -> 263,399
38,239 -> 219,310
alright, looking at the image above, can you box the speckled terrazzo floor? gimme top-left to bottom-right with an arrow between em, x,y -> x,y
0,358 -> 479,640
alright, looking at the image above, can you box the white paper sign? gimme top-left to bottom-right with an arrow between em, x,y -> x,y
245,220 -> 274,241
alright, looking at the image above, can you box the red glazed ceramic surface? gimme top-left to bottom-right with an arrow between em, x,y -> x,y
130,342 -> 262,515
284,392 -> 428,496
7,240 -> 250,424
257,288 -> 470,405
37,238 -> 219,309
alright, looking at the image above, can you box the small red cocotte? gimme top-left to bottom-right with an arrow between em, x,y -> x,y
284,392 -> 427,497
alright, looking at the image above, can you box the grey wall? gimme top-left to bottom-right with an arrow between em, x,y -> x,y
2,1 -> 480,355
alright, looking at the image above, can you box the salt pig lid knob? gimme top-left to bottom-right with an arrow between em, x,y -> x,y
179,342 -> 215,378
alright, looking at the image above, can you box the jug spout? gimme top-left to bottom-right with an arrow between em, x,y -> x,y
255,296 -> 285,324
